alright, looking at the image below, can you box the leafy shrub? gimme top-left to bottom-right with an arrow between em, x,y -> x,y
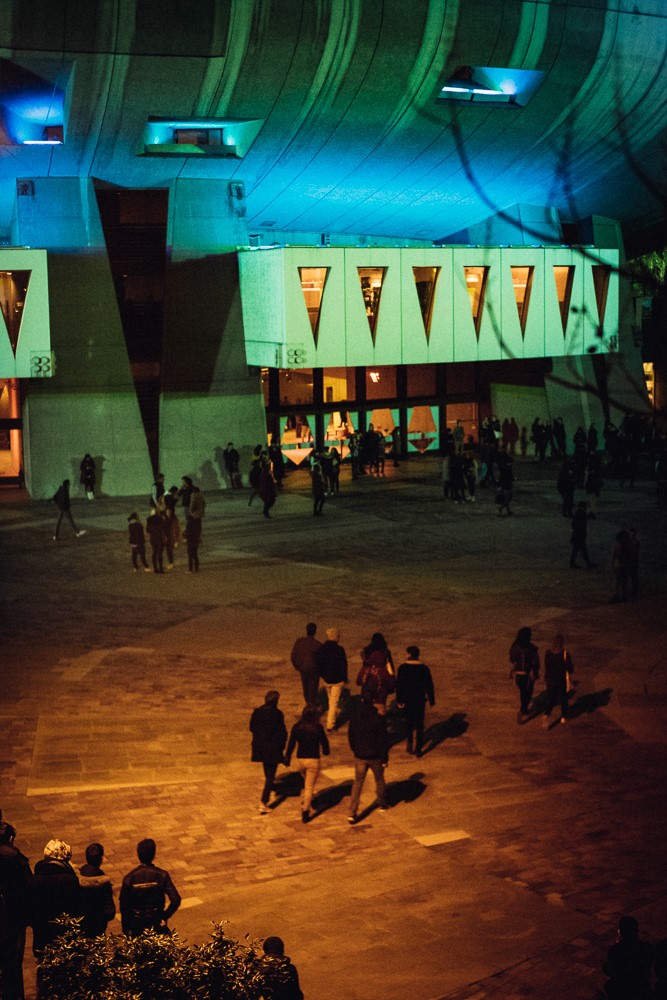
37,917 -> 291,999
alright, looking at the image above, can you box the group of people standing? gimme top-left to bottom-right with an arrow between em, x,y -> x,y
249,626 -> 436,825
0,818 -> 303,1000
127,474 -> 206,573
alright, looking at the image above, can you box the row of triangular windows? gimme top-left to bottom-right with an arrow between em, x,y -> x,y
299,265 -> 611,345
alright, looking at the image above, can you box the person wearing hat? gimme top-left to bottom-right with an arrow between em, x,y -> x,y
28,839 -> 80,956
315,628 -> 348,732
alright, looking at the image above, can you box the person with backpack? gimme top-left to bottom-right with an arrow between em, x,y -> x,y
509,627 -> 540,723
356,633 -> 395,716
120,839 -> 180,937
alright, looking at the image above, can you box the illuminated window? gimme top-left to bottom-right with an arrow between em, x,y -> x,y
365,365 -> 396,400
436,66 -> 544,107
323,367 -> 355,403
592,265 -> 611,327
140,117 -> 263,158
299,267 -> 329,346
510,266 -> 534,334
279,369 -> 313,406
464,266 -> 488,335
358,267 -> 386,342
413,267 -> 440,341
0,270 -> 31,355
553,266 -> 574,334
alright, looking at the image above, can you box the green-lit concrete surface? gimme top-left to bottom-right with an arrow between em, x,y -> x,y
1,456 -> 666,999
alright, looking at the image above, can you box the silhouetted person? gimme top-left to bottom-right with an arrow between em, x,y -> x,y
396,645 -> 435,756
0,821 -> 32,1000
120,838 -> 181,936
290,622 -> 321,706
542,635 -> 573,727
75,842 -> 115,938
52,479 -> 86,540
570,501 -> 595,569
79,453 -> 96,500
509,627 -> 539,723
262,936 -> 304,1000
603,915 -> 653,1000
348,687 -> 389,824
250,690 -> 287,815
28,839 -> 80,956
223,441 -> 241,488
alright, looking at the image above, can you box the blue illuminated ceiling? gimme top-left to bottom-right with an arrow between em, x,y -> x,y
0,0 -> 665,250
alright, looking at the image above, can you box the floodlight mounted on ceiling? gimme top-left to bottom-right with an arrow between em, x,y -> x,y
436,65 -> 544,108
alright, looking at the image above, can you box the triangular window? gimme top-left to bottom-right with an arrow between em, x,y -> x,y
553,266 -> 574,335
0,270 -> 31,356
510,266 -> 534,335
358,267 -> 386,343
413,267 -> 440,341
463,266 -> 488,336
299,267 -> 329,346
592,265 -> 610,328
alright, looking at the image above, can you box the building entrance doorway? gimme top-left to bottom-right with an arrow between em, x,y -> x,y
0,378 -> 23,482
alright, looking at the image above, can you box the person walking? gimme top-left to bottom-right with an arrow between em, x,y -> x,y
396,645 -> 436,757
74,842 -> 116,938
79,454 -> 96,500
569,500 -> 596,568
120,838 -> 181,937
284,706 -> 330,823
315,628 -> 348,732
184,512 -> 202,572
542,635 -> 573,728
0,820 -> 32,1000
258,462 -> 276,518
52,479 -> 86,540
162,486 -> 179,570
347,687 -> 389,824
290,623 -> 321,706
128,512 -> 151,572
249,691 -> 288,815
356,633 -> 395,716
311,456 -> 326,516
509,626 -> 540,723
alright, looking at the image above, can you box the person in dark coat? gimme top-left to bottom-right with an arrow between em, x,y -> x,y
248,445 -> 263,505
223,441 -> 242,489
269,437 -> 285,489
348,687 -> 389,823
259,462 -> 276,518
74,842 -> 115,938
261,936 -> 304,1000
542,635 -> 573,728
145,506 -> 165,573
52,479 -> 86,540
356,633 -> 395,716
290,623 -> 321,706
315,628 -> 348,732
509,627 -> 540,723
28,839 -> 81,956
570,500 -> 595,568
396,645 -> 436,757
249,691 -> 288,815
603,915 -> 653,1000
79,454 -> 96,500
311,458 -> 326,516
284,706 -> 330,823
0,821 -> 32,1000
127,512 -> 150,572
557,457 -> 577,518
120,839 -> 181,937
184,511 -> 202,572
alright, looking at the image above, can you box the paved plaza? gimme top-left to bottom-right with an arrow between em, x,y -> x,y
1,455 -> 666,1000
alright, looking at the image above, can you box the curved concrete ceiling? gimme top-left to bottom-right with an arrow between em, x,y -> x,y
0,0 -> 665,249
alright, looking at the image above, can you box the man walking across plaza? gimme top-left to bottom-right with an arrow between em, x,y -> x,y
290,622 -> 321,706
120,838 -> 181,937
347,687 -> 389,824
52,478 -> 86,540
315,628 -> 348,732
396,645 -> 435,757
